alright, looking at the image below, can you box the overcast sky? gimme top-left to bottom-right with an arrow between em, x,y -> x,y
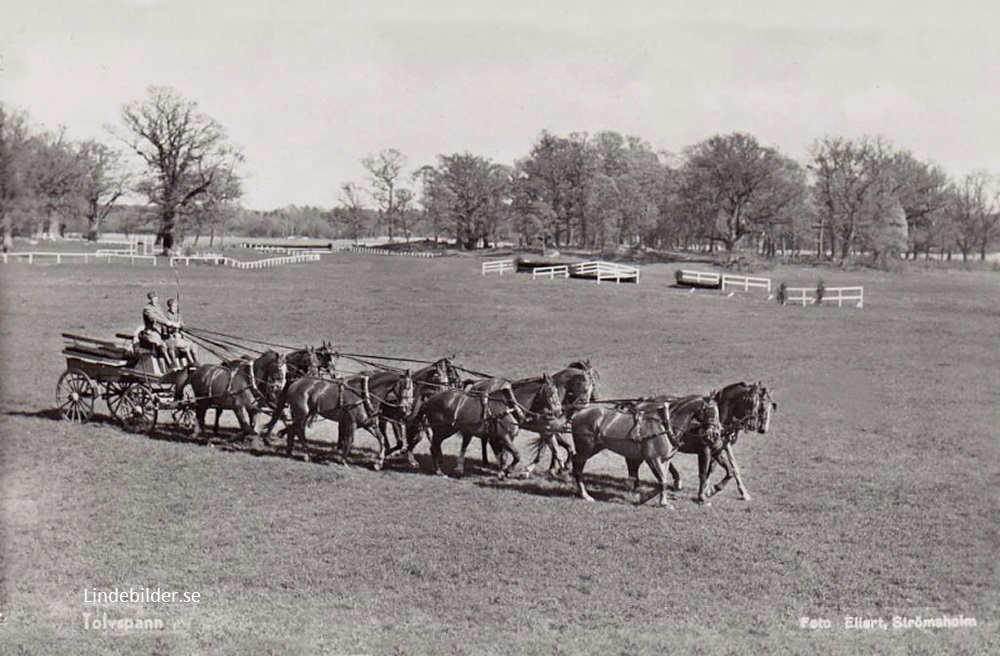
3,0 -> 998,210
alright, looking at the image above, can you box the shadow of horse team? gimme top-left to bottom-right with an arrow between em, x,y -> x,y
169,347 -> 776,508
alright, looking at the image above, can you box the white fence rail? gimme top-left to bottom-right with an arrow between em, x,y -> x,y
572,261 -> 639,283
481,259 -> 515,275
169,255 -> 229,266
224,254 -> 321,269
784,286 -> 864,308
721,273 -> 772,293
1,251 -> 158,266
532,264 -> 570,280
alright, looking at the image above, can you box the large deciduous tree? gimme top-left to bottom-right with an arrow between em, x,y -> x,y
362,148 -> 408,242
809,136 -> 897,263
75,140 -> 128,241
419,153 -> 510,249
679,132 -> 808,252
0,104 -> 34,249
120,86 -> 243,254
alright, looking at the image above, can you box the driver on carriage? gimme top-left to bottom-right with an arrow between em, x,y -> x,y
140,291 -> 181,369
164,298 -> 198,367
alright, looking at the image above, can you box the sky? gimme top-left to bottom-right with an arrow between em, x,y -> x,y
3,0 -> 998,210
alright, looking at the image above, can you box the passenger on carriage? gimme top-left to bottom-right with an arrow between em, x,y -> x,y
164,298 -> 198,367
140,291 -> 181,369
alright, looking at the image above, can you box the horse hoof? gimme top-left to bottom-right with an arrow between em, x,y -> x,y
373,461 -> 383,472
740,495 -> 752,502
673,483 -> 683,492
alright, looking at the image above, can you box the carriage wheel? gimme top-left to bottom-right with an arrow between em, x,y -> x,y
105,381 -> 131,421
119,383 -> 158,434
171,385 -> 197,432
56,369 -> 96,422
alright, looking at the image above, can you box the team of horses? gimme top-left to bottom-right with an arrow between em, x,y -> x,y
168,347 -> 776,507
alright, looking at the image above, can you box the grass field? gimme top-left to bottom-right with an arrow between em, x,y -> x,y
1,253 -> 998,655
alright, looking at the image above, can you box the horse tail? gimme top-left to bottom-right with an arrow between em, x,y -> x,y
526,433 -> 547,462
168,366 -> 193,401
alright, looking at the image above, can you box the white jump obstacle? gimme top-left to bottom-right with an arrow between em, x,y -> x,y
481,259 -> 515,275
784,286 -> 864,308
676,269 -> 721,287
532,264 -> 570,280
721,273 -> 772,293
571,261 -> 639,284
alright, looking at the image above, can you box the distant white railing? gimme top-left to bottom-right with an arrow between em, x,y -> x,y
224,254 -> 321,269
481,259 -> 515,275
532,264 -> 570,280
572,261 -> 639,284
1,251 -> 157,266
349,246 -> 439,258
169,255 -> 229,266
721,273 -> 772,293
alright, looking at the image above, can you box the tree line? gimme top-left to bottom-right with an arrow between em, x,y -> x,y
3,87 -> 998,263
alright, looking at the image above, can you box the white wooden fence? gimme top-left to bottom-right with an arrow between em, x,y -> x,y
572,261 -> 639,283
784,286 -> 864,308
224,254 -> 321,269
481,259 -> 515,275
1,251 -> 158,265
532,264 -> 570,280
721,273 -> 772,293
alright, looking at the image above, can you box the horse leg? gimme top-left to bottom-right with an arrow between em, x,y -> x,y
696,448 -> 713,506
710,445 -> 749,500
430,427 -> 451,477
192,402 -> 208,441
455,433 -> 473,477
668,462 -> 682,491
626,458 -> 642,504
492,430 -> 520,480
643,456 -> 673,508
480,434 -> 489,469
365,420 -> 388,471
554,432 -> 575,475
572,440 -> 602,502
404,423 -> 422,468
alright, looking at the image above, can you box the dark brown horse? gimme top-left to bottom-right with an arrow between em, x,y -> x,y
335,368 -> 415,460
521,360 -> 600,475
410,376 -> 561,479
463,373 -> 565,475
172,351 -> 287,441
571,395 -> 721,507
271,375 -> 388,468
663,381 -> 777,501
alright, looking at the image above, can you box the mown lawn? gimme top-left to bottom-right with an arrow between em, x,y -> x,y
1,254 -> 998,655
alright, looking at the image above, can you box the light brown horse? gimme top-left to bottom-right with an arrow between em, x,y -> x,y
271,375 -> 389,468
409,376 -> 561,479
172,351 -> 287,442
570,395 -> 721,507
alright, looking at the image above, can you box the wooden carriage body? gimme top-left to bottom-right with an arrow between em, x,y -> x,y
57,332 -> 193,432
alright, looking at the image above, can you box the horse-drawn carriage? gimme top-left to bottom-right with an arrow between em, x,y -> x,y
57,332 -> 195,433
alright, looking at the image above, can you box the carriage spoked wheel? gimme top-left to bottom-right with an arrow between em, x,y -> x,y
56,369 -> 97,422
105,381 -> 131,422
119,383 -> 158,434
171,385 -> 197,432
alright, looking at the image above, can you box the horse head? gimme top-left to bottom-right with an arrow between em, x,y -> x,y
753,382 -> 776,434
396,370 -> 415,415
698,395 -> 723,439
315,341 -> 336,375
532,372 -> 563,422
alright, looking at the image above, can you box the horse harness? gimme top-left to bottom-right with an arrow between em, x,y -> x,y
604,401 -> 677,447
